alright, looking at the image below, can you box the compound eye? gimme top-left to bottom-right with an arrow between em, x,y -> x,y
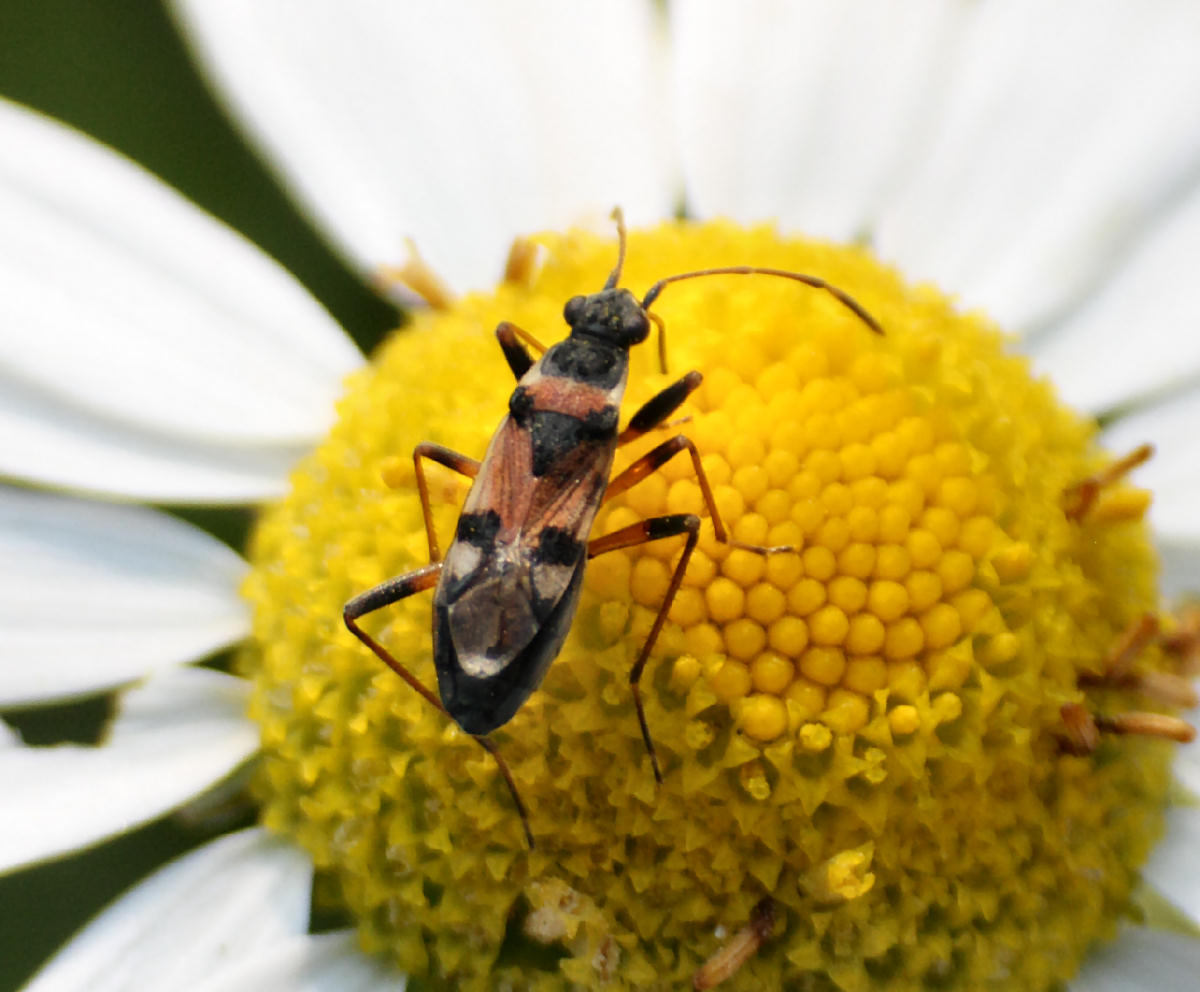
563,295 -> 587,325
622,309 -> 650,343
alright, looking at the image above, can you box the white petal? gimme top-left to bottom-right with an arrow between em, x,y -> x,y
1159,537 -> 1200,603
1029,180 -> 1200,414
1099,391 -> 1200,543
0,486 -> 248,706
874,0 -> 1200,333
1070,926 -> 1200,991
169,0 -> 674,294
0,378 -> 307,503
0,667 -> 257,875
23,829 -> 312,992
674,0 -> 969,242
0,97 -> 361,451
1141,804 -> 1200,926
180,932 -> 398,992
1173,734 -> 1200,801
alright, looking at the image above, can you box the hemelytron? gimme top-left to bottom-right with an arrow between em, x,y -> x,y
344,209 -> 881,848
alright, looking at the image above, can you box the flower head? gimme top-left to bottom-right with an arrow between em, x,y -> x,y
244,220 -> 1183,989
5,3 -> 1200,991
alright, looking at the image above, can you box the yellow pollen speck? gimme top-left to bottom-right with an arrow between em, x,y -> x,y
670,654 -> 702,693
806,847 -> 876,904
799,722 -> 833,752
240,219 -> 1180,992
982,631 -> 1021,668
888,704 -> 921,736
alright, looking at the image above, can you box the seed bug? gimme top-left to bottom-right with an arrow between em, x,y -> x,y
344,210 -> 882,848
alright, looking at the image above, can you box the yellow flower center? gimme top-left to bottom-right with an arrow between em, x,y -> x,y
242,220 -> 1183,991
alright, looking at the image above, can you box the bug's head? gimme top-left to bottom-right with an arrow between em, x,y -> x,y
562,288 -> 650,350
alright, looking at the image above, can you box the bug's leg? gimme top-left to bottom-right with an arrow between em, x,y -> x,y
495,321 -> 547,380
471,733 -> 534,849
343,565 -> 535,849
618,370 -> 702,445
588,513 -> 701,783
411,442 -> 481,563
344,564 -> 445,710
646,311 -> 669,374
605,434 -> 793,555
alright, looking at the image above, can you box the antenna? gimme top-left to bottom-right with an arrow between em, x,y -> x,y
604,207 -> 628,290
641,266 -> 883,336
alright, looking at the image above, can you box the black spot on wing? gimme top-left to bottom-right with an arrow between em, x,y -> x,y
536,526 -> 584,566
529,410 -> 617,476
542,337 -> 626,389
509,385 -> 534,425
455,509 -> 501,547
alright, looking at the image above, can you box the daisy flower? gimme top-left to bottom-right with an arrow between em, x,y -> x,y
5,1 -> 1200,989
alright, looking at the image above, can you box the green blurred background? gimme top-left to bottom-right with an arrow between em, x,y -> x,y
0,2 -> 397,986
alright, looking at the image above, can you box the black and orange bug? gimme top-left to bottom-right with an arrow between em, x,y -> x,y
344,210 -> 881,848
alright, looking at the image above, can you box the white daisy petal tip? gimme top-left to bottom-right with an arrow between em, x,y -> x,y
1029,180 -> 1200,415
0,667 -> 258,877
22,828 -> 314,992
168,0 -> 675,294
1140,804 -> 1200,929
0,485 -> 250,707
0,96 -> 362,502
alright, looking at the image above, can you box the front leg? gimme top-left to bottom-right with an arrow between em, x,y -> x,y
605,434 -> 794,554
495,321 -> 547,380
411,442 -> 481,562
618,370 -> 702,445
